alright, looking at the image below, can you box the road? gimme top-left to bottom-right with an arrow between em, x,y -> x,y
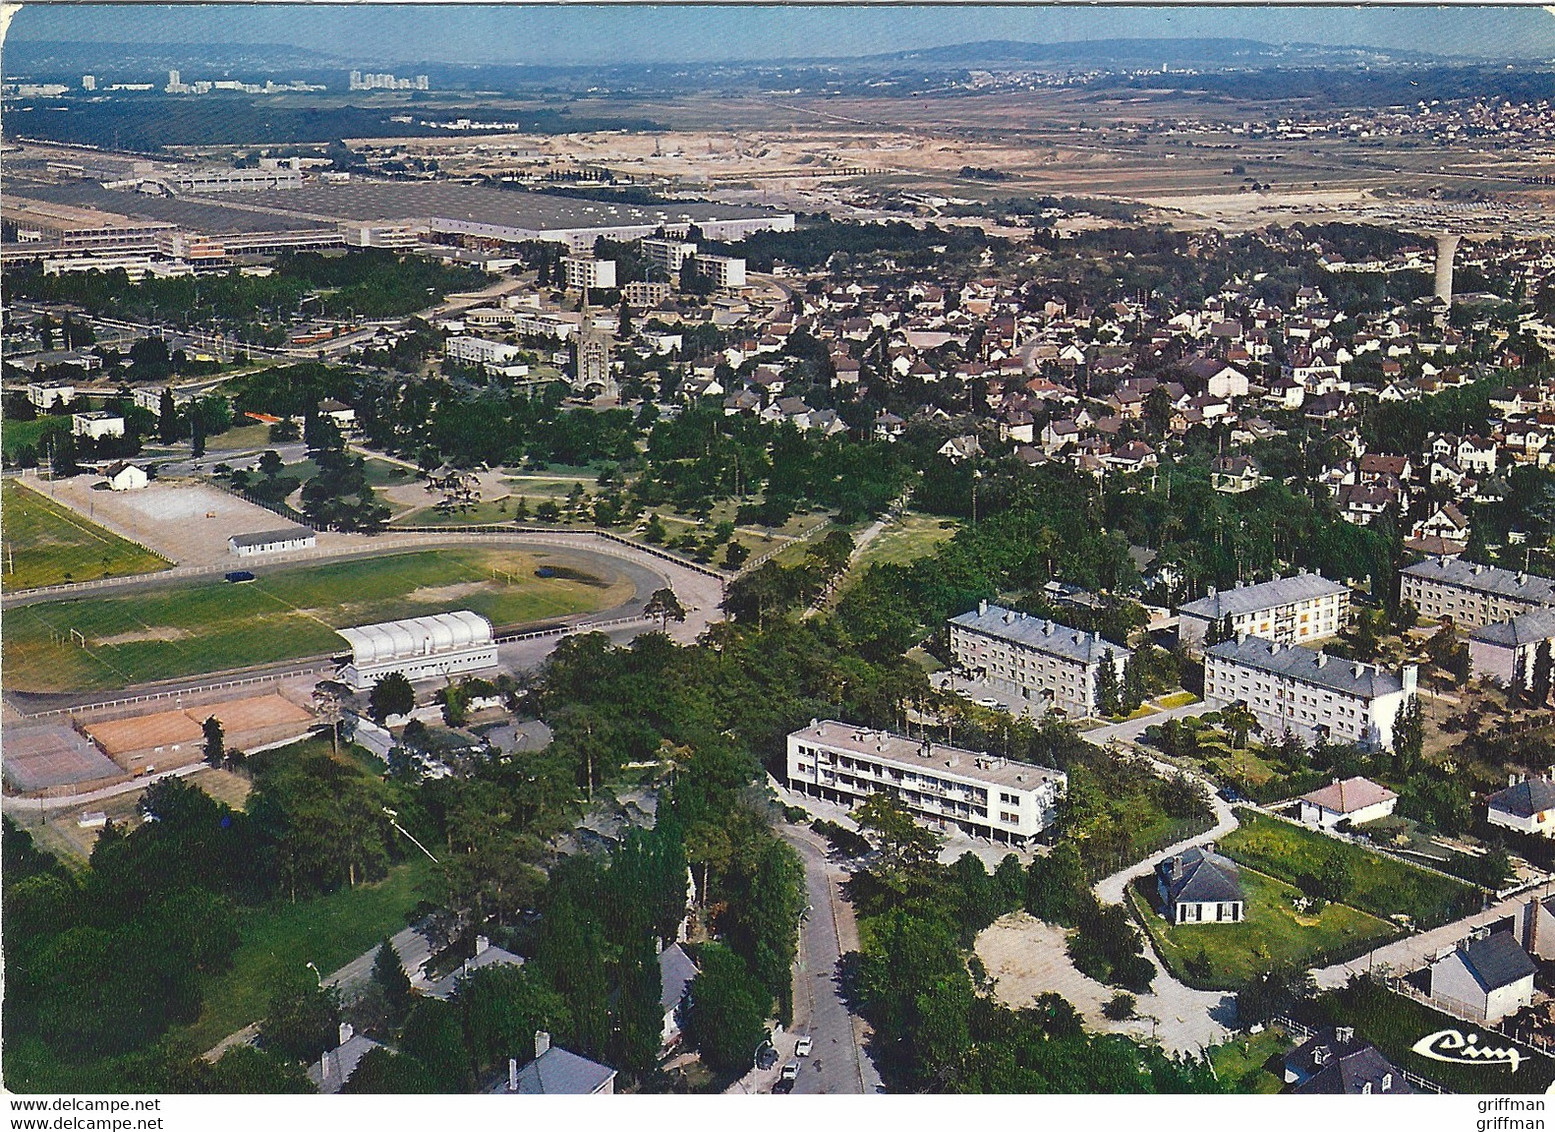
779,823 -> 883,1094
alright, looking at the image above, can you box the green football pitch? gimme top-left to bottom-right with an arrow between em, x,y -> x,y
3,547 -> 633,693
1,480 -> 171,591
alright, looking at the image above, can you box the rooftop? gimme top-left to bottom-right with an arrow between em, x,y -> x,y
1450,929 -> 1537,993
949,601 -> 1131,667
791,719 -> 1065,794
229,525 -> 315,548
1179,571 -> 1346,621
1299,776 -> 1397,815
494,1046 -> 616,1095
1403,558 -> 1555,606
1206,636 -> 1406,699
1469,609 -> 1555,649
184,180 -> 790,237
1488,776 -> 1555,819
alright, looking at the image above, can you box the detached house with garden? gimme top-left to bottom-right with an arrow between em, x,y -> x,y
1155,843 -> 1245,925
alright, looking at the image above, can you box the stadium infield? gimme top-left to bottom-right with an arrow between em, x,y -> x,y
2,546 -> 633,693
1,479 -> 172,591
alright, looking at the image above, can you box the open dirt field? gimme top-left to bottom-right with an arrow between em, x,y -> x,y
34,476 -> 345,567
81,692 -> 316,771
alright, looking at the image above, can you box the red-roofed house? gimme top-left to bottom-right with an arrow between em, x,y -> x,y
1297,776 -> 1398,830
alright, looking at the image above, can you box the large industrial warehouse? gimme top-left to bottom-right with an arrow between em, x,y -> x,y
336,610 -> 499,690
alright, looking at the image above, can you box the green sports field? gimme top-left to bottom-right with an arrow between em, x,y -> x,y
1,480 -> 171,591
3,547 -> 634,693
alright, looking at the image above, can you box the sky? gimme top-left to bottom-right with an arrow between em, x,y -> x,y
7,4 -> 1555,66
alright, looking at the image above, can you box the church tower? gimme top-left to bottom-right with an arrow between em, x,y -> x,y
573,291 -> 616,401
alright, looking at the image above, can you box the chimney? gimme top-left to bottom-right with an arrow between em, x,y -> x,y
1207,586 -> 1218,598
475,934 -> 490,956
1045,619 -> 1055,635
338,1022 -> 354,1046
535,1030 -> 551,1059
1236,631 -> 1248,645
1336,1026 -> 1354,1045
320,1050 -> 334,1082
979,599 -> 989,616
508,1057 -> 519,1093
1315,650 -> 1328,667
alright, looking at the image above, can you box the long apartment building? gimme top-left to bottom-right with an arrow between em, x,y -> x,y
1178,570 -> 1349,650
948,601 -> 1131,719
1204,635 -> 1417,751
786,719 -> 1066,845
1401,558 -> 1555,629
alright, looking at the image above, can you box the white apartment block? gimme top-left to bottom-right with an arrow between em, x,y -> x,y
71,411 -> 125,440
561,257 -> 617,291
1204,636 -> 1417,752
27,382 -> 76,409
445,335 -> 525,369
1401,558 -> 1555,629
694,254 -> 747,290
1178,570 -> 1349,651
948,601 -> 1132,719
641,238 -> 698,275
786,719 -> 1067,845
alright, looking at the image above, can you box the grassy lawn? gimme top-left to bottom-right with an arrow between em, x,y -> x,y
0,480 -> 171,591
3,548 -> 633,692
362,458 -> 415,487
1219,810 -> 1481,929
1309,977 -> 1555,1094
1130,870 -> 1397,989
205,423 -> 273,452
1,416 -> 69,460
1156,692 -> 1200,709
179,855 -> 435,1052
1207,1026 -> 1293,1093
852,512 -> 960,571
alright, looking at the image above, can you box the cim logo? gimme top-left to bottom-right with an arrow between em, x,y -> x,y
1412,1028 -> 1526,1073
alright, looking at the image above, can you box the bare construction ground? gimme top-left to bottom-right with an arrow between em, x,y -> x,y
975,911 -> 1234,1055
34,477 -> 350,567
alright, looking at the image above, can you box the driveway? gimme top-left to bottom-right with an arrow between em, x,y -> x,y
1309,888 -> 1540,991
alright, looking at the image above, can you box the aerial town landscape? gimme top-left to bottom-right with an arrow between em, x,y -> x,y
5,3 -> 1555,1108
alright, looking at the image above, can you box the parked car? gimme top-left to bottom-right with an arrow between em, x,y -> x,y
794,1036 -> 813,1057
1217,786 -> 1248,804
779,1063 -> 798,1082
224,570 -> 256,583
975,696 -> 1002,709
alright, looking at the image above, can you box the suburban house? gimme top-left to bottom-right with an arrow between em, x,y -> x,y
1486,774 -> 1555,837
1209,454 -> 1264,494
308,1023 -> 384,1094
1283,1027 -> 1412,1095
103,461 -> 149,492
492,1032 -> 616,1095
658,943 -> 698,1050
1468,610 -> 1555,687
1427,929 -> 1536,1024
1177,571 -> 1349,651
1513,893 -> 1555,961
423,934 -> 527,1001
1155,843 -> 1244,925
1296,777 -> 1398,830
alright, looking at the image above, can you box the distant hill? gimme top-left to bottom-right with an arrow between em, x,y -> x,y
863,37 -> 1446,69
